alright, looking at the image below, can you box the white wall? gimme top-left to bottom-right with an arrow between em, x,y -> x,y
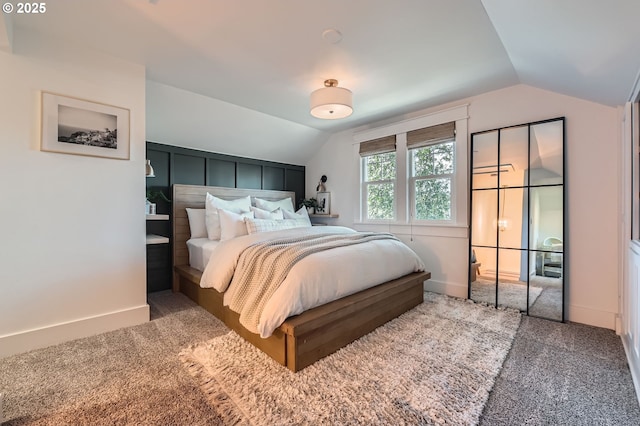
307,84 -> 619,329
146,81 -> 329,166
0,33 -> 149,357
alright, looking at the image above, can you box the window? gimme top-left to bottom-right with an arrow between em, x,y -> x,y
363,151 -> 396,220
410,141 -> 454,221
407,121 -> 456,223
359,135 -> 397,220
355,105 -> 467,228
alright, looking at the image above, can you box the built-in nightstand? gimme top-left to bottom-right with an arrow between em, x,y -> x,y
146,214 -> 170,245
309,213 -> 339,226
146,214 -> 171,293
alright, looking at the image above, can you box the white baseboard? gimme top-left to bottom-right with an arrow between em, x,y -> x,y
567,303 -> 616,330
480,268 -> 521,281
426,280 -> 617,331
424,279 -> 468,299
0,304 -> 150,359
622,334 -> 640,407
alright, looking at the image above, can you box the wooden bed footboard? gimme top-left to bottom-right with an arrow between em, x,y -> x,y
175,265 -> 430,371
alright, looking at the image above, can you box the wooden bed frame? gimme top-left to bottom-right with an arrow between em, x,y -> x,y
172,184 -> 430,372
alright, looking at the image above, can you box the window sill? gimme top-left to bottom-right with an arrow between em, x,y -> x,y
352,220 -> 466,228
351,222 -> 468,239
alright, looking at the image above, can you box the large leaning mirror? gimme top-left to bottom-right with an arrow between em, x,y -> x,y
469,117 -> 565,321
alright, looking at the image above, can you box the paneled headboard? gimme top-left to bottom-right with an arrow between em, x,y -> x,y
172,184 -> 296,290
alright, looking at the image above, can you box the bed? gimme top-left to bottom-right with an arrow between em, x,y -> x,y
172,184 -> 431,371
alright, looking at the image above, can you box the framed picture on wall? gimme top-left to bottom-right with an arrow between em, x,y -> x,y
316,192 -> 331,215
41,92 -> 130,160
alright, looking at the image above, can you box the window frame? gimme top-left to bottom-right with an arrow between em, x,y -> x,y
354,104 -> 468,230
408,139 -> 456,225
361,151 -> 397,222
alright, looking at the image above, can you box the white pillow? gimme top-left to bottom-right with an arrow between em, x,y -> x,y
205,193 -> 252,240
250,206 -> 284,220
282,206 -> 312,226
253,197 -> 294,212
245,217 -> 311,235
185,208 -> 207,239
218,209 -> 254,241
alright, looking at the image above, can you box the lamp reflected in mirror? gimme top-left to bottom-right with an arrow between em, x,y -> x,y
496,185 -> 509,232
496,218 -> 509,232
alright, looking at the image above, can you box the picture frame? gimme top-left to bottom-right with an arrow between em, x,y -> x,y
315,192 -> 331,215
41,92 -> 130,160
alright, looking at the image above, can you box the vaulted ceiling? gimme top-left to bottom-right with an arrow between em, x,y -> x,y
3,1 -> 640,151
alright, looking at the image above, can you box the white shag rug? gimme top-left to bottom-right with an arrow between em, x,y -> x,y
180,293 -> 521,425
471,280 -> 543,311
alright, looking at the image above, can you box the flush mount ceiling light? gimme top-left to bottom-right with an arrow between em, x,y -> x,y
310,79 -> 353,119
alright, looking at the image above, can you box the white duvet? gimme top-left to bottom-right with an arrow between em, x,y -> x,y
200,226 -> 425,338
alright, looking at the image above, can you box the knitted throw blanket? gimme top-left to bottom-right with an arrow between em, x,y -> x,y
226,232 -> 399,334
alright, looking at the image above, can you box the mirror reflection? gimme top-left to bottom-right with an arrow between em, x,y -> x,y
469,246 -> 497,306
530,121 -> 564,186
497,248 -> 530,312
470,189 -> 498,247
470,118 -> 564,321
471,130 -> 498,189
499,125 -> 528,189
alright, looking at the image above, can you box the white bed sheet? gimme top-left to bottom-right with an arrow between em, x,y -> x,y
200,226 -> 425,338
186,238 -> 221,272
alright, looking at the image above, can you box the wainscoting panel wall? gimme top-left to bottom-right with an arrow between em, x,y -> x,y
237,162 -> 262,189
145,141 -> 306,293
263,166 -> 285,190
208,158 -> 236,187
174,153 -> 206,185
285,169 -> 305,202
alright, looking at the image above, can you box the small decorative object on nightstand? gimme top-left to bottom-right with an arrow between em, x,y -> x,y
316,191 -> 331,215
300,198 -> 318,214
146,189 -> 170,215
145,199 -> 156,215
315,175 -> 331,215
316,174 -> 328,192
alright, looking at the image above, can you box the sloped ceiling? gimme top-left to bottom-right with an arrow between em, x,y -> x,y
4,0 -> 640,163
482,0 -> 640,107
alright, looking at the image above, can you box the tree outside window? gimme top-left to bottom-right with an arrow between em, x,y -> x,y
411,141 -> 454,221
363,151 -> 396,220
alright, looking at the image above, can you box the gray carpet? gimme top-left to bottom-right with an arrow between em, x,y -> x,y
0,291 -> 638,425
0,291 -> 229,425
473,275 -> 563,321
180,293 -> 520,425
481,317 -> 640,425
472,278 -> 543,311
528,275 -> 563,320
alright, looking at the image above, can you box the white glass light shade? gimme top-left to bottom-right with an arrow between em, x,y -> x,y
496,218 -> 509,232
310,86 -> 353,119
145,159 -> 155,177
